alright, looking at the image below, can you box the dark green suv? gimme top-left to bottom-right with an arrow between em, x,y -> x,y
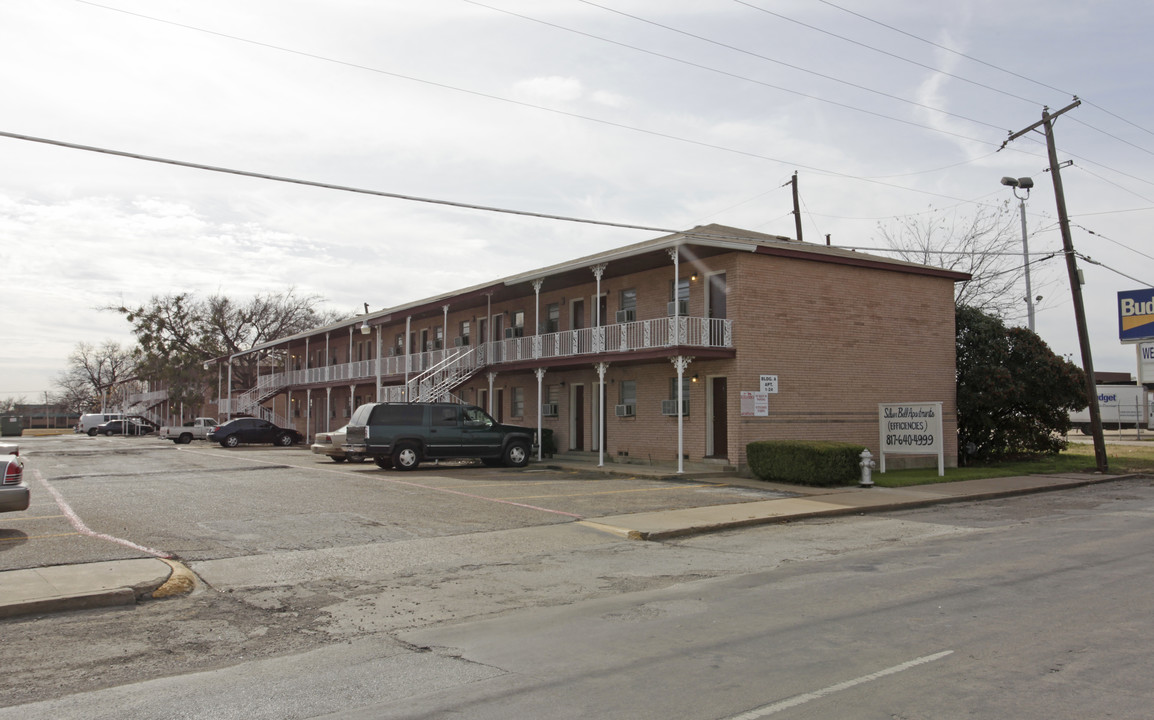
344,402 -> 536,471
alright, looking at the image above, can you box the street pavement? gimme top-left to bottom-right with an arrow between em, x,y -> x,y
0,456 -> 1133,620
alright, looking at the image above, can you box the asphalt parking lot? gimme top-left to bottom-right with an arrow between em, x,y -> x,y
1,434 -> 789,572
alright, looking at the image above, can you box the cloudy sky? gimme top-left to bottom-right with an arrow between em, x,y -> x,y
2,0 -> 1152,400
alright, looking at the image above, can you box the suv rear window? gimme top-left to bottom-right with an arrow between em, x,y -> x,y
368,404 -> 426,426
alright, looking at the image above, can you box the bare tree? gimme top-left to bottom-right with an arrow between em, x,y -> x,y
54,341 -> 138,412
876,202 -> 1033,319
111,288 -> 346,406
0,397 -> 24,414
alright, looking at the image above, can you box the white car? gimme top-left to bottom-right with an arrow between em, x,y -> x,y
311,425 -> 365,463
1,455 -> 29,514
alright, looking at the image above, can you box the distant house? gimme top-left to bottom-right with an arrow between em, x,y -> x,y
208,225 -> 967,470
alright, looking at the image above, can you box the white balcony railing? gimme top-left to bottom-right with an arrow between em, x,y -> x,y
221,316 -> 732,404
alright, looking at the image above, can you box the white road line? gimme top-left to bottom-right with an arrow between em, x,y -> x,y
724,650 -> 954,719
31,468 -> 172,558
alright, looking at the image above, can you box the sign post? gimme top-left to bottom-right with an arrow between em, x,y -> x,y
878,401 -> 944,476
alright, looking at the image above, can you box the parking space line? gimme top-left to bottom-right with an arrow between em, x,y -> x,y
2,514 -> 67,522
30,469 -> 173,558
182,448 -> 586,519
498,484 -> 720,501
723,651 -> 953,719
0,532 -> 83,543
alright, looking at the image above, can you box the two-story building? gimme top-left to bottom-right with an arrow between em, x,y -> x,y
209,224 -> 966,471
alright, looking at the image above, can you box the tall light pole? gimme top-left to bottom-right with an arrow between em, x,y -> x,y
1000,175 -> 1037,332
1003,98 -> 1108,473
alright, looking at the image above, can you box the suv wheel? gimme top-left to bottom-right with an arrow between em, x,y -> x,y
503,441 -> 530,468
392,442 -> 421,471
223,435 -> 240,448
275,433 -> 294,447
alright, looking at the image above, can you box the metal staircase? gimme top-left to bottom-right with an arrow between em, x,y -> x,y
231,376 -> 290,426
406,346 -> 483,403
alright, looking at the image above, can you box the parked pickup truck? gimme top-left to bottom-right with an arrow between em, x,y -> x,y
159,417 -> 219,444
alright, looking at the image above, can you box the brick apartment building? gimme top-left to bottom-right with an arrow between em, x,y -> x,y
205,224 -> 966,470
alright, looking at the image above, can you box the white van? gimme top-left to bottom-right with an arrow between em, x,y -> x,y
77,413 -> 124,436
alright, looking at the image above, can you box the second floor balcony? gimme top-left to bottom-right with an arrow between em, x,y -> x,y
249,315 -> 733,392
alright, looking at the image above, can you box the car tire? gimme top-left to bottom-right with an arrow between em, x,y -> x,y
177,434 -> 193,445
104,430 -> 115,436
331,456 -> 347,463
275,433 -> 294,447
87,428 -> 98,437
223,435 -> 240,448
503,441 -> 530,468
374,457 -> 393,469
392,442 -> 420,471
348,454 -> 365,463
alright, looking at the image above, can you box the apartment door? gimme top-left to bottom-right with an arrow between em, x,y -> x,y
571,384 -> 585,450
708,376 -> 728,458
572,300 -> 585,330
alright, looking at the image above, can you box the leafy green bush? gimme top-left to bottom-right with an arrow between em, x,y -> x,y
747,440 -> 866,486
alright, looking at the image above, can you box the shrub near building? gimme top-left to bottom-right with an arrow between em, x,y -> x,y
747,440 -> 867,486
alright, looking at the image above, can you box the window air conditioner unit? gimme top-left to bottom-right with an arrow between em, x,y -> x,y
453,336 -> 464,347
615,309 -> 636,323
661,399 -> 689,416
541,403 -> 559,417
614,403 -> 636,417
387,347 -> 397,356
667,300 -> 688,316
504,327 -> 524,339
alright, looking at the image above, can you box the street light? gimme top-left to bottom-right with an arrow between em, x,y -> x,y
1001,176 -> 1037,332
360,302 -> 372,335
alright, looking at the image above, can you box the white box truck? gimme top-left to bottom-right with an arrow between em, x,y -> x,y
1070,385 -> 1153,434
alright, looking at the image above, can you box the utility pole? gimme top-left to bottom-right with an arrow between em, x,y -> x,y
789,171 -> 803,242
1002,98 -> 1108,473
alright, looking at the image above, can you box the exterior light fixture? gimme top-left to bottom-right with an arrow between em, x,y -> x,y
1000,175 -> 1036,332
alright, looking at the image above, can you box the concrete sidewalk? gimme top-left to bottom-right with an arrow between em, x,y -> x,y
577,471 -> 1133,539
0,558 -> 195,620
0,469 -> 1133,620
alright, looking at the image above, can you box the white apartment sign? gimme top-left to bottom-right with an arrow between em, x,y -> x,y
878,401 -> 944,476
740,391 -> 769,417
759,375 -> 778,393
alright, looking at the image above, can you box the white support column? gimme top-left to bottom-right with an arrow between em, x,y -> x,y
442,304 -> 449,354
591,263 -> 606,350
595,362 -> 608,467
404,316 -> 412,398
325,386 -> 332,431
226,357 -> 234,420
535,367 -> 546,462
671,355 -> 693,474
532,279 -> 543,359
487,372 -> 497,416
306,388 -> 312,441
324,333 -> 331,382
305,337 -> 310,382
349,384 -> 355,418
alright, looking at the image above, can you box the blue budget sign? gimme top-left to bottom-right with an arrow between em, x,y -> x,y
1118,289 -> 1154,342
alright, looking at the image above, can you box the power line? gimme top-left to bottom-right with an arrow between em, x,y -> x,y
71,0 -> 991,204
467,0 -> 1011,140
0,130 -> 680,233
733,0 -> 1044,106
814,0 -> 1154,138
574,0 -> 1021,137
